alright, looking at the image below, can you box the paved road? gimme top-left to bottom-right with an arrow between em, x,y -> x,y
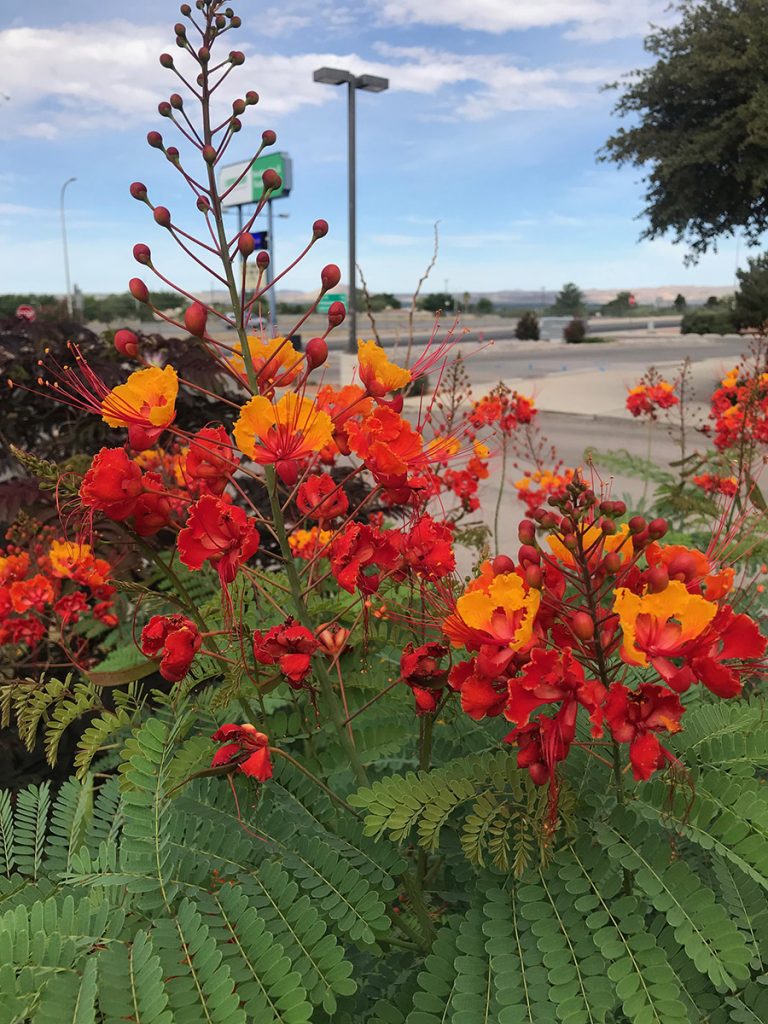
453,334 -> 746,386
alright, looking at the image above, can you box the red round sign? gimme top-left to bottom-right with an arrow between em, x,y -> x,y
15,305 -> 36,322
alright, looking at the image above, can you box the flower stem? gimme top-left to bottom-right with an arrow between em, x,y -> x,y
494,434 -> 508,556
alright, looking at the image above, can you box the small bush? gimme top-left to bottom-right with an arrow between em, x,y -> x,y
515,310 -> 540,340
564,317 -> 587,343
680,307 -> 737,335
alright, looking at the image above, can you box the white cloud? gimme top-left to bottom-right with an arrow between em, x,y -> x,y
377,0 -> 674,40
0,22 -> 621,140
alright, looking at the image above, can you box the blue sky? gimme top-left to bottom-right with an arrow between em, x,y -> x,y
0,0 -> 748,298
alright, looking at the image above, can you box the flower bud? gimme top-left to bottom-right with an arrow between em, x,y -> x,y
114,329 -> 140,358
133,243 -> 152,264
327,301 -> 346,327
648,518 -> 668,540
633,529 -> 650,550
600,518 -> 617,535
180,3 -> 191,14
238,232 -> 255,257
261,129 -> 276,146
262,169 -> 281,193
518,519 -> 536,545
256,250 -> 270,270
313,218 -> 329,239
170,93 -> 183,109
229,50 -> 245,65
646,566 -> 669,593
321,264 -> 341,291
232,98 -> 246,115
571,611 -> 595,642
174,22 -> 186,35
245,90 -> 259,105
612,500 -> 627,516
525,565 -> 543,589
129,278 -> 149,303
203,145 -> 217,164
215,13 -> 226,27
518,544 -> 540,566
492,555 -> 515,575
184,302 -> 207,337
562,533 -> 577,551
603,552 -> 621,573
129,181 -> 148,200
628,515 -> 647,534
160,53 -> 174,68
153,206 -> 172,227
196,196 -> 211,213
176,34 -> 187,49
230,117 -> 242,133
158,100 -> 172,117
147,131 -> 163,149
230,14 -> 241,27
306,337 -> 328,369
198,46 -> 210,63
166,146 -> 180,162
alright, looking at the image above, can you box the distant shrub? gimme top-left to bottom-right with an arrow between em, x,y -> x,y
680,307 -> 737,335
515,310 -> 540,340
564,317 -> 587,343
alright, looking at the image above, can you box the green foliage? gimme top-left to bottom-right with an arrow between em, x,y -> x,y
515,310 -> 540,340
601,0 -> 768,259
564,316 -> 587,343
552,282 -> 585,316
681,306 -> 738,334
734,252 -> 768,329
418,293 -> 455,314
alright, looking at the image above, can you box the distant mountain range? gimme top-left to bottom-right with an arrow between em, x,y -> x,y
268,284 -> 735,308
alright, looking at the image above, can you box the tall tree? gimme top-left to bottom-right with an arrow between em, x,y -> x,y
552,282 -> 585,315
733,252 -> 768,328
600,0 -> 768,260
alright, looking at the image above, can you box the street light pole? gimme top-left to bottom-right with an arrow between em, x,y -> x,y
313,67 -> 389,353
60,177 -> 77,317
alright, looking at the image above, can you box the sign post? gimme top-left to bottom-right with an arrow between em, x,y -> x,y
218,153 -> 293,336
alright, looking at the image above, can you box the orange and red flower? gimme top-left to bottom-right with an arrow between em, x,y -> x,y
177,495 -> 260,583
604,682 -> 683,780
357,340 -> 411,398
233,392 -> 333,484
297,474 -> 349,521
101,364 -> 179,450
80,448 -> 144,522
185,425 -> 238,495
252,619 -> 319,687
229,335 -> 303,391
400,641 -> 450,714
329,522 -> 400,594
211,723 -> 272,781
141,613 -> 202,682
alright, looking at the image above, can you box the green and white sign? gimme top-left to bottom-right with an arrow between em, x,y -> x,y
317,293 -> 347,314
219,152 -> 293,206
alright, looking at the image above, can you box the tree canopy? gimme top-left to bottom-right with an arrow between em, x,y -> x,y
733,252 -> 768,328
552,282 -> 585,315
600,0 -> 768,260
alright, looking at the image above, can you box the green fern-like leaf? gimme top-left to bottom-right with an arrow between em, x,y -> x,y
205,882 -> 313,1023
564,840 -> 689,1022
482,883 -> 550,1023
98,929 -> 174,1024
405,920 -> 461,1024
451,907 -> 498,1024
14,783 -> 51,880
596,807 -> 751,990
153,896 -> 245,1024
44,776 -> 93,876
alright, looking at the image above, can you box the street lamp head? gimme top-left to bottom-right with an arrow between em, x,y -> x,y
313,67 -> 353,86
355,74 -> 389,93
